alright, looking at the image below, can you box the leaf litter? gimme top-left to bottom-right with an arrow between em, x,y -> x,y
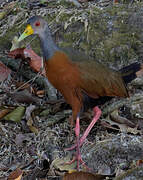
0,0 -> 143,179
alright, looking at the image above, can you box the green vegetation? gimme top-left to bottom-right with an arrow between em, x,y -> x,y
2,2 -> 143,68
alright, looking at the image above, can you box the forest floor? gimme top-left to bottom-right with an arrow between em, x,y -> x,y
0,0 -> 143,179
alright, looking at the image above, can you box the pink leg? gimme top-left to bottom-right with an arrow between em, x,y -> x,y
66,106 -> 101,151
65,106 -> 101,170
79,106 -> 101,146
75,116 -> 80,170
65,116 -> 91,170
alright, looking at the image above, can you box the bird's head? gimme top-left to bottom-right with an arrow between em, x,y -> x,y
18,16 -> 47,42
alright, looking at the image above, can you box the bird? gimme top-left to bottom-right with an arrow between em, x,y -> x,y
17,16 -> 143,170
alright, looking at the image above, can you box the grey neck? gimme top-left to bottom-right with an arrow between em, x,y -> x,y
39,25 -> 59,60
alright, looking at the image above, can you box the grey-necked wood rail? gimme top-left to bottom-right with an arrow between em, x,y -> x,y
18,16 -> 143,170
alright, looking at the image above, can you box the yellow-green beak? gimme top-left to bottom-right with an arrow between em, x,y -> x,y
18,24 -> 34,42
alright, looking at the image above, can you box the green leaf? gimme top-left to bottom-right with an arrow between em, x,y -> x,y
40,109 -> 50,116
4,107 -> 25,123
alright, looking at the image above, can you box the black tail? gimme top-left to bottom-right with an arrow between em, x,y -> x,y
119,62 -> 143,84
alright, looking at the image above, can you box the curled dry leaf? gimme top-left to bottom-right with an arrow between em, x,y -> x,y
8,47 -> 45,75
102,118 -> 141,134
8,168 -> 23,180
110,109 -> 135,128
0,61 -> 11,82
24,48 -> 45,75
0,109 -> 11,119
8,48 -> 25,60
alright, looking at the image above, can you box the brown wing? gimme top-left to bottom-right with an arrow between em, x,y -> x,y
62,47 -> 128,99
76,60 -> 129,98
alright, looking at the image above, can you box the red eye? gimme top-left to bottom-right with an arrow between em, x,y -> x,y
35,21 -> 40,26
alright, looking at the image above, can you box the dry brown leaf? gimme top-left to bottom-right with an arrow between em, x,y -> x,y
103,117 -> 141,134
8,48 -> 25,59
0,61 -> 11,82
8,47 -> 45,75
10,90 -> 41,104
0,109 -> 11,119
8,168 -> 23,180
110,109 -> 135,128
36,90 -> 45,97
62,171 -> 106,180
24,48 -> 45,75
